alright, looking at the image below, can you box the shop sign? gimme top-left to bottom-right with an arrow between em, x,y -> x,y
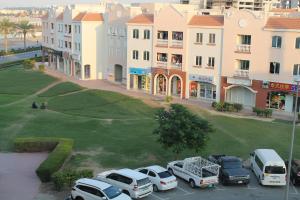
189,74 -> 213,83
269,82 -> 297,92
129,68 -> 151,75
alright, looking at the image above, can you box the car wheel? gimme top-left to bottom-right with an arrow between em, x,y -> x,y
189,179 -> 196,188
153,184 -> 159,192
168,168 -> 174,175
75,197 -> 84,200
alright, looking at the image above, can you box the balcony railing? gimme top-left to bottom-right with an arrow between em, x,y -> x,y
157,61 -> 168,68
171,62 -> 182,69
171,40 -> 183,48
233,70 -> 249,78
236,44 -> 251,53
157,39 -> 168,47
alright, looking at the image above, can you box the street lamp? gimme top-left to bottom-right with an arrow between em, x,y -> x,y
285,77 -> 300,200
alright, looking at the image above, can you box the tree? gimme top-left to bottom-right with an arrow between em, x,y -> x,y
153,104 -> 213,158
0,18 -> 15,53
15,20 -> 35,49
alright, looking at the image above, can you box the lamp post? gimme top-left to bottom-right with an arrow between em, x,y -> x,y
285,78 -> 300,200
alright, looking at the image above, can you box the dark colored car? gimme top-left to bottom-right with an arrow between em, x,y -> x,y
287,159 -> 300,185
208,155 -> 250,185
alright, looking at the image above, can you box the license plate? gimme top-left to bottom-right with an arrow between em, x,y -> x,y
238,181 -> 243,184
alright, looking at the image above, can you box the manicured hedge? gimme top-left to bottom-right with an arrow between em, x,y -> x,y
14,137 -> 74,182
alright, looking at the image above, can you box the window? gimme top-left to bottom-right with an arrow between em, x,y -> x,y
69,42 -> 72,49
143,51 -> 150,61
133,29 -> 139,39
144,29 -> 150,39
172,31 -> 183,41
208,57 -> 215,67
238,35 -> 251,45
272,36 -> 282,48
84,65 -> 90,79
148,171 -> 156,177
65,41 -> 68,48
239,60 -> 250,70
270,62 -> 280,74
296,37 -> 300,49
75,25 -> 77,34
65,24 -> 68,33
77,185 -> 104,197
174,162 -> 183,168
78,43 -> 81,51
78,25 -> 81,34
51,38 -> 54,44
196,33 -> 203,43
195,56 -> 202,66
255,156 -> 264,171
68,25 -> 72,34
293,64 -> 300,76
51,23 -> 54,30
157,31 -> 168,40
139,169 -> 148,174
133,50 -> 139,60
209,33 -> 216,44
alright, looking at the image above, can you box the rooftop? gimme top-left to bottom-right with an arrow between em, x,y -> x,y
127,14 -> 154,24
146,165 -> 167,173
73,12 -> 104,22
76,178 -> 111,190
188,15 -> 224,27
56,12 -> 63,21
118,168 -> 148,180
265,17 -> 300,30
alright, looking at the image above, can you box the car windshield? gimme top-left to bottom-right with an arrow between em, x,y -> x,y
137,177 -> 151,187
264,166 -> 286,174
103,186 -> 122,199
223,161 -> 242,169
158,171 -> 172,179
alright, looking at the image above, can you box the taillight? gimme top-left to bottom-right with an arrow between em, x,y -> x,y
133,185 -> 138,191
160,181 -> 166,185
297,172 -> 300,176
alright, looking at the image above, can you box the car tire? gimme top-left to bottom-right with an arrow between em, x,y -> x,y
153,184 -> 159,192
189,179 -> 196,188
75,197 -> 84,200
168,168 -> 174,175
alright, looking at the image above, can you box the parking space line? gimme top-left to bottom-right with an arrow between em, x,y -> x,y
176,186 -> 194,195
150,193 -> 170,200
214,186 -> 226,191
247,185 -> 258,190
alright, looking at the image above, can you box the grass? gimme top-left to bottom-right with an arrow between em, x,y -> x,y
0,65 -> 300,170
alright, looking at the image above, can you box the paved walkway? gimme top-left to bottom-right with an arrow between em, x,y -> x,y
0,153 -> 48,200
44,67 -> 294,121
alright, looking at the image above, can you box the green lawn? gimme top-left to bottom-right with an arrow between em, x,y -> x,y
0,65 -> 299,170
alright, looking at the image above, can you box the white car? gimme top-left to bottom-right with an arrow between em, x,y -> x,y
71,178 -> 132,200
96,169 -> 153,199
136,165 -> 177,192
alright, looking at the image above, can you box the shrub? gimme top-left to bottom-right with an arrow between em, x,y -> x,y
40,102 -> 47,109
224,102 -> 234,112
211,101 -> 217,108
52,169 -> 94,191
233,103 -> 243,112
252,107 -> 272,118
264,109 -> 273,118
215,102 -> 225,112
23,59 -> 36,69
39,64 -> 45,72
14,137 -> 73,182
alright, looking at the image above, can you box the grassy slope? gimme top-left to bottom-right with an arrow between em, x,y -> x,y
0,66 -> 299,169
38,82 -> 83,97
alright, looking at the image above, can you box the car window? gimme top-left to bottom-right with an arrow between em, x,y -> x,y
137,177 -> 151,186
148,171 -> 156,177
107,173 -> 118,181
264,166 -> 286,174
139,169 -> 148,174
103,186 -> 122,199
158,171 -> 172,178
77,185 -> 104,197
175,162 -> 183,168
118,175 -> 133,185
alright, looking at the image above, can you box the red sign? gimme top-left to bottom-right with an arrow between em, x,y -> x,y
269,82 -> 295,91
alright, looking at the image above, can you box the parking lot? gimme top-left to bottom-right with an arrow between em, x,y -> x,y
144,171 -> 300,200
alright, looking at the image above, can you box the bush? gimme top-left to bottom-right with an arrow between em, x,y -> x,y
233,103 -> 243,112
215,102 -> 225,112
40,102 -> 47,109
253,107 -> 273,118
23,59 -> 36,69
264,109 -> 273,118
52,169 -> 94,191
39,64 -> 45,72
211,101 -> 217,108
224,102 -> 234,112
14,137 -> 74,182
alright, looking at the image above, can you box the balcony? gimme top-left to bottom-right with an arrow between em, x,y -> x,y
171,62 -> 182,69
157,61 -> 168,68
236,44 -> 251,53
156,39 -> 168,47
233,70 -> 249,78
171,40 -> 183,48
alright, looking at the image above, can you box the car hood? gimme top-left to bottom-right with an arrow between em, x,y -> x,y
113,193 -> 132,200
223,168 -> 250,177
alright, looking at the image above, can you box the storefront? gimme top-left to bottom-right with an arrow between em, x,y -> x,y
129,68 -> 151,92
42,47 -> 62,70
189,74 -> 216,100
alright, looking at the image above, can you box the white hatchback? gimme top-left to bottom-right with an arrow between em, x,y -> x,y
137,165 -> 177,192
71,178 -> 132,200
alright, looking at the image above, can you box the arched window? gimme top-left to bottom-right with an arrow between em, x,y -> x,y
272,36 -> 282,48
295,37 -> 300,49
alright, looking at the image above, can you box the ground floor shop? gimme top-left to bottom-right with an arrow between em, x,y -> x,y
221,77 -> 300,112
128,68 -> 151,92
189,74 -> 217,101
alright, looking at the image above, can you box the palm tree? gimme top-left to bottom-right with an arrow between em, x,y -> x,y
0,18 -> 15,53
15,20 -> 35,49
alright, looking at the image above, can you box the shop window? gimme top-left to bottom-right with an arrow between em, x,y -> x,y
172,31 -> 183,41
296,37 -> 300,49
133,29 -> 139,39
196,33 -> 203,44
208,57 -> 215,68
195,56 -> 202,66
272,36 -> 282,48
84,65 -> 90,79
144,30 -> 150,39
266,92 -> 287,110
269,62 -> 280,74
143,51 -> 150,61
199,83 -> 216,99
133,50 -> 139,60
157,31 -> 168,40
293,64 -> 300,76
190,82 -> 198,97
209,33 -> 216,44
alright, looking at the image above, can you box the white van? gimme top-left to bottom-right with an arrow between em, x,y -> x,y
250,149 -> 286,186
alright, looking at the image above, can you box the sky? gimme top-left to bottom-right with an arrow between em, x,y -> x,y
0,0 -> 177,8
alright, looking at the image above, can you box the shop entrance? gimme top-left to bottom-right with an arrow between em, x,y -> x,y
226,86 -> 256,107
170,76 -> 181,97
156,74 -> 167,95
114,64 -> 123,83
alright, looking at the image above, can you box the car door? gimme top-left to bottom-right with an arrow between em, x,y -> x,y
148,170 -> 158,185
173,162 -> 184,178
77,185 -> 103,200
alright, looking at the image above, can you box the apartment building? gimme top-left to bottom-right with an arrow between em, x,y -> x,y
206,0 -> 280,11
221,9 -> 300,112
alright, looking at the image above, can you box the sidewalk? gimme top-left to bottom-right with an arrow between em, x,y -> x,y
44,67 -> 294,121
